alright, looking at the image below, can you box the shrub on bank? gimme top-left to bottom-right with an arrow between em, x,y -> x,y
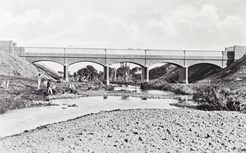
193,85 -> 246,112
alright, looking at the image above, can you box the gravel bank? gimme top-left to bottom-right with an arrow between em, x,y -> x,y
0,109 -> 245,153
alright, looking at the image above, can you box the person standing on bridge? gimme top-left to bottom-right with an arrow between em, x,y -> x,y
37,73 -> 42,90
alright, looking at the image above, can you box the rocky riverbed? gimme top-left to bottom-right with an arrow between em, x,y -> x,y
0,109 -> 245,153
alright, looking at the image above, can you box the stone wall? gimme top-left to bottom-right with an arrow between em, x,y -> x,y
0,40 -> 25,55
0,40 -> 15,54
225,45 -> 246,66
234,46 -> 246,60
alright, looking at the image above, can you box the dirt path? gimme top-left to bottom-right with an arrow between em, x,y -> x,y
0,109 -> 245,153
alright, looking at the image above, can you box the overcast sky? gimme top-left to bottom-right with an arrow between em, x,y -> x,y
0,0 -> 245,50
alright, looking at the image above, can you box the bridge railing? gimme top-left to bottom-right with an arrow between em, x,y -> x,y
23,47 -> 225,58
65,48 -> 105,54
146,50 -> 184,56
185,50 -> 223,57
24,47 -> 146,55
24,47 -> 65,54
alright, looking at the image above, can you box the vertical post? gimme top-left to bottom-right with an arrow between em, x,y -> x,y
185,66 -> 188,84
141,67 -> 144,82
114,68 -> 117,81
178,66 -> 189,84
142,66 -> 149,82
104,65 -> 110,85
145,66 -> 149,82
63,64 -> 69,82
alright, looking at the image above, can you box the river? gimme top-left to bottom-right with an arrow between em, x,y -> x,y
0,95 -> 181,137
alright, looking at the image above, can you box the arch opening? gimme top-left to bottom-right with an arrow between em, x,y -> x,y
188,63 -> 222,83
148,62 -> 183,83
109,62 -> 144,84
69,61 -> 104,82
33,61 -> 64,80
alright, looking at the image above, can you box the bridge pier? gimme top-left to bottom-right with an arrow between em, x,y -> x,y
142,66 -> 149,82
63,64 -> 69,82
178,67 -> 188,84
104,65 -> 110,85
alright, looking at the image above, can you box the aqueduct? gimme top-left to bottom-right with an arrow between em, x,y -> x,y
17,47 -> 229,84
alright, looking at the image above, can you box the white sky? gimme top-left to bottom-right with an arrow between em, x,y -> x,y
0,0 -> 245,72
0,0 -> 245,50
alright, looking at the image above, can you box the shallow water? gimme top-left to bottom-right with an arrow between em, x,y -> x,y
0,96 -> 179,137
114,86 -> 174,95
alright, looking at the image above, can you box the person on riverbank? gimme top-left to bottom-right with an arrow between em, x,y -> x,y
47,79 -> 53,95
37,73 -> 41,90
69,83 -> 77,94
1,79 -> 9,89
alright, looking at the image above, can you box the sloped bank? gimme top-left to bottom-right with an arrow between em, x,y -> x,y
141,55 -> 246,112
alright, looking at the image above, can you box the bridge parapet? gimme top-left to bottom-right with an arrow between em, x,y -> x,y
20,48 -> 227,68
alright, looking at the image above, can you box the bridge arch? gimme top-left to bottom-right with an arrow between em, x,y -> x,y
32,61 -> 64,80
186,61 -> 224,68
32,60 -> 64,66
107,61 -> 145,83
68,61 -> 105,82
188,63 -> 222,83
147,60 -> 184,68
148,62 -> 184,82
188,62 -> 222,69
108,61 -> 145,68
68,61 -> 106,67
148,62 -> 183,69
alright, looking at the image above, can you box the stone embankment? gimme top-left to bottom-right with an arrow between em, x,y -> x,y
0,109 -> 245,152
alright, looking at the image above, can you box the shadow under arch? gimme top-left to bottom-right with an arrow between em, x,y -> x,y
148,62 -> 183,82
188,63 -> 222,83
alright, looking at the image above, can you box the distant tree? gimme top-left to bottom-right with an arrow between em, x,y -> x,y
130,67 -> 142,81
117,62 -> 130,82
77,65 -> 99,81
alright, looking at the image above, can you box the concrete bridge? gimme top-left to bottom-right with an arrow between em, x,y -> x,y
18,47 -> 229,84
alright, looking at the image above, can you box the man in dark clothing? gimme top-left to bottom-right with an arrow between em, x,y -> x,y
47,80 -> 53,95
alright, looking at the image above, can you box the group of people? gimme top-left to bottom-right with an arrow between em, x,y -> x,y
37,73 -> 55,95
